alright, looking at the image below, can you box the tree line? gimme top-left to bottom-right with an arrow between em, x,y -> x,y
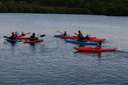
0,0 -> 127,16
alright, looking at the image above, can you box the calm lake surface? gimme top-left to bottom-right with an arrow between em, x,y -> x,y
0,13 -> 128,85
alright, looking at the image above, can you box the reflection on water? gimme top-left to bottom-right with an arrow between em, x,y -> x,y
29,44 -> 36,54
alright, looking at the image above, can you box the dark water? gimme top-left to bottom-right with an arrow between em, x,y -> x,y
0,13 -> 128,85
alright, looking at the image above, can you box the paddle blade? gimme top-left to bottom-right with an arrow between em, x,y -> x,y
3,36 -> 9,38
40,34 -> 46,37
56,31 -> 63,34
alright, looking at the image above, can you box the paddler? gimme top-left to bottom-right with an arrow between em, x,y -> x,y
97,41 -> 102,48
21,32 -> 25,36
76,30 -> 85,41
30,33 -> 38,41
63,31 -> 67,36
9,32 -> 16,40
84,34 -> 89,40
14,32 -> 18,37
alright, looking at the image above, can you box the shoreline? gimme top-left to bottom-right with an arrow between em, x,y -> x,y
0,6 -> 127,16
0,13 -> 128,17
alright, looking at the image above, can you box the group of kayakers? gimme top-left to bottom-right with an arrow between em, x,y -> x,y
5,31 -> 103,48
61,30 -> 102,48
3,31 -> 116,53
9,32 -> 39,41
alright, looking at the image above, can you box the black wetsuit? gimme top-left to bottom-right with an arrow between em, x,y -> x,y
9,34 -> 16,40
97,42 -> 102,48
30,34 -> 38,41
77,34 -> 85,42
63,32 -> 67,36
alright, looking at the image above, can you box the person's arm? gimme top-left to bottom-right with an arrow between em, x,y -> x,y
74,33 -> 78,36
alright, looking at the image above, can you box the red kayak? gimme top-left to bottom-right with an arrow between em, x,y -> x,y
74,47 -> 116,53
63,36 -> 105,42
24,39 -> 43,44
16,32 -> 31,40
16,37 -> 30,41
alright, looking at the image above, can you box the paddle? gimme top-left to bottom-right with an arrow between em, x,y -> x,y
3,35 -> 23,42
3,36 -> 9,39
74,32 -> 85,36
74,33 -> 78,36
25,32 -> 31,35
56,30 -> 63,34
40,34 -> 46,37
74,33 -> 91,40
115,49 -> 128,53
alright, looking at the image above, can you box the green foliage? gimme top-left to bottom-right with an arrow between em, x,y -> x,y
0,0 -> 127,15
